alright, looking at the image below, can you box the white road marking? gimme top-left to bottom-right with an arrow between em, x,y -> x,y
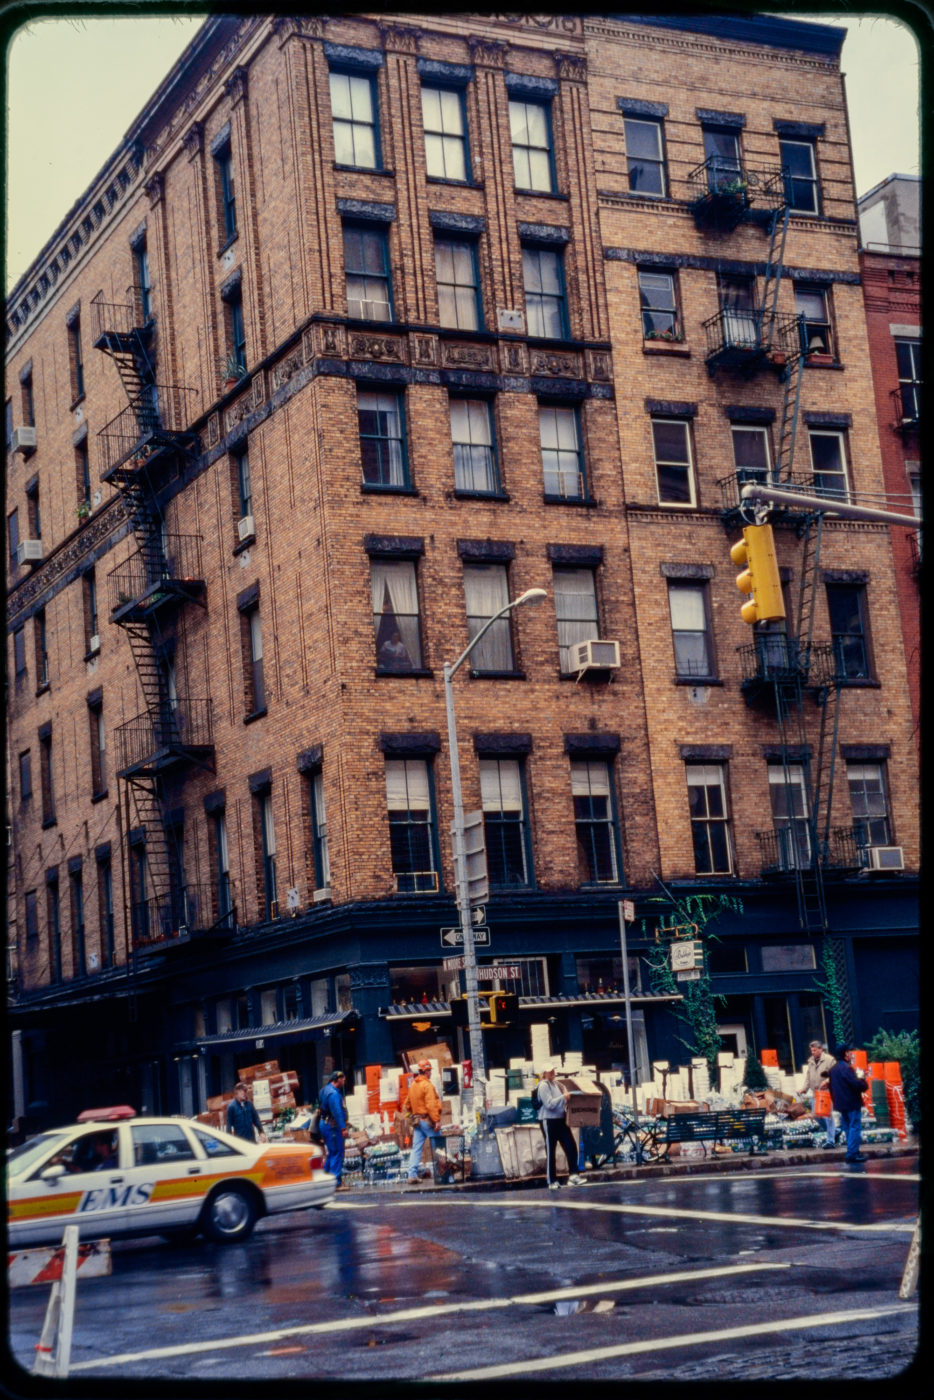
66,1262 -> 788,1371
431,1303 -> 917,1381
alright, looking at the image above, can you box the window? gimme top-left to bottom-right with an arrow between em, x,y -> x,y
310,772 -> 330,891
371,559 -> 423,671
846,762 -> 893,851
895,339 -> 922,422
421,86 -> 468,182
70,869 -> 86,978
808,429 -> 849,500
651,418 -> 695,506
668,581 -> 715,679
89,699 -> 106,798
435,238 -> 481,331
731,424 -> 772,484
625,116 -> 666,196
703,126 -> 742,190
638,269 -> 679,340
768,764 -> 811,869
48,877 -> 62,982
26,481 -> 41,540
68,316 -> 85,402
76,441 -> 91,510
35,609 -> 49,688
13,627 -> 26,680
245,606 -> 265,713
509,99 -> 553,192
571,761 -> 620,884
6,397 -> 13,454
463,564 -> 514,672
226,288 -> 246,374
21,369 -> 35,427
358,391 -> 408,488
719,275 -> 758,347
826,583 -> 872,680
344,224 -> 392,322
330,69 -> 379,169
780,138 -> 819,214
83,571 -> 99,651
259,791 -> 277,919
233,442 -> 252,519
795,285 -> 833,357
39,728 -> 54,826
480,758 -> 531,886
215,142 -> 237,243
553,567 -> 598,673
450,398 -> 498,494
385,758 -> 439,892
19,751 -> 31,803
25,890 -> 39,946
135,240 -> 152,322
213,812 -> 233,929
540,405 -> 585,499
8,509 -> 19,569
131,1123 -> 195,1166
98,857 -> 114,968
686,764 -> 733,874
523,246 -> 567,339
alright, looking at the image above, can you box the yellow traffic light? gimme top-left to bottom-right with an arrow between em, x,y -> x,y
730,524 -> 785,624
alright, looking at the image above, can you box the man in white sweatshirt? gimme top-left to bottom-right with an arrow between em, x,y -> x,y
536,1063 -> 587,1190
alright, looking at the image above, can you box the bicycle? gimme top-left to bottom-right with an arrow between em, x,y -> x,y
587,1108 -> 664,1168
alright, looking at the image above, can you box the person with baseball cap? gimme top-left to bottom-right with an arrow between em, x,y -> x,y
537,1063 -> 586,1190
402,1059 -> 443,1184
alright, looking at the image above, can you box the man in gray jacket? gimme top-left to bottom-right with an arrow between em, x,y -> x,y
536,1063 -> 586,1190
799,1040 -> 836,1148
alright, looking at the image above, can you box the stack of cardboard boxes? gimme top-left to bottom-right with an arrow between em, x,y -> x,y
196,1060 -> 300,1132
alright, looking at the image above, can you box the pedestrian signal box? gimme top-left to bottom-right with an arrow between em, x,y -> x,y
449,991 -> 518,1027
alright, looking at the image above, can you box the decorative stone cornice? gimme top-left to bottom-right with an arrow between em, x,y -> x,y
490,14 -> 582,38
553,50 -> 586,82
468,36 -> 509,68
379,23 -> 419,55
273,14 -> 328,45
225,65 -> 249,106
183,122 -> 204,161
7,497 -> 131,628
145,172 -> 165,207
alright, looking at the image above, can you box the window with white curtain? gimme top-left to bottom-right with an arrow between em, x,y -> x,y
539,404 -> 584,498
571,761 -> 619,884
768,764 -> 811,870
668,581 -> 715,679
552,567 -> 599,672
385,758 -> 438,892
450,399 -> 498,493
371,559 -> 422,670
463,564 -> 514,672
480,758 -> 531,886
311,771 -> 330,889
358,391 -> 407,487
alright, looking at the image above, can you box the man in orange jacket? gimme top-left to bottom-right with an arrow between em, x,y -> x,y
403,1060 -> 442,1184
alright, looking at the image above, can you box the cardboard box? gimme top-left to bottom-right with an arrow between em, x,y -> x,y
206,1094 -> 232,1113
239,1061 -> 280,1082
661,1100 -> 710,1116
402,1042 -> 454,1071
557,1077 -> 604,1127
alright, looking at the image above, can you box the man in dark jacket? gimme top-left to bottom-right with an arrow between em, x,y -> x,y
823,1044 -> 866,1163
225,1082 -> 267,1143
319,1070 -> 348,1185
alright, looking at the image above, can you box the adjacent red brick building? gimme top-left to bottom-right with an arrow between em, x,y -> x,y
5,12 -> 919,1127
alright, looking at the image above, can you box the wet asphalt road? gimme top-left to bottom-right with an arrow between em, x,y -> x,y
7,1156 -> 919,1386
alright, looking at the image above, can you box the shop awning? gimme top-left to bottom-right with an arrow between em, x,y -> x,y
380,992 -> 680,1020
183,1010 -> 355,1051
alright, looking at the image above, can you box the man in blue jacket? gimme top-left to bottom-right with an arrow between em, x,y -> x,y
823,1044 -> 867,1163
226,1082 -> 267,1143
319,1070 -> 348,1185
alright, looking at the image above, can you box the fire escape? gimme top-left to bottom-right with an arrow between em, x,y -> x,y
92,289 -> 221,959
691,161 -> 858,1036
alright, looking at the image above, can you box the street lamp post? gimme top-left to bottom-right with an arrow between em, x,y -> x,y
443,587 -> 547,1126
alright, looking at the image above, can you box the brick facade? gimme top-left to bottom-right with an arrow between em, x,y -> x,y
5,12 -> 918,1122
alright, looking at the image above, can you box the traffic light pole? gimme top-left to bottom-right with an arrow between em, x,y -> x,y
740,483 -> 921,529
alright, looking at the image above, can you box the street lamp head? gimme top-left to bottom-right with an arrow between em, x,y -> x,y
514,587 -> 547,607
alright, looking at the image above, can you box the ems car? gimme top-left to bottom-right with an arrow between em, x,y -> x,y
7,1108 -> 336,1246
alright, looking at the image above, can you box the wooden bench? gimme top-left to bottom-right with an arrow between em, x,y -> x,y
660,1108 -> 767,1161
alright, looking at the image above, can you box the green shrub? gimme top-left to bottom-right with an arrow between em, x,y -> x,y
865,1028 -> 920,1132
742,1048 -> 770,1091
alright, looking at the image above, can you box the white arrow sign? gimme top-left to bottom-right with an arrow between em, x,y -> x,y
440,926 -> 490,947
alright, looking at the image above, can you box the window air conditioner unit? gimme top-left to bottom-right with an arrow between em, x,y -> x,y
237,514 -> 254,542
312,887 -> 331,903
565,639 -> 621,675
12,426 -> 37,454
867,845 -> 904,871
16,539 -> 43,565
88,634 -> 101,655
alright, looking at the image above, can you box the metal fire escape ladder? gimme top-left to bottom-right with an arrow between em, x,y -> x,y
794,512 -> 823,679
759,205 -> 790,351
773,317 -> 805,482
772,668 -> 828,934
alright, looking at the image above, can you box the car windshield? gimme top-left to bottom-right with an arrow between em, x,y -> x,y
7,1133 -> 67,1175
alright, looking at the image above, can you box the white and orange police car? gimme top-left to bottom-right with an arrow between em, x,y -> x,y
7,1106 -> 336,1246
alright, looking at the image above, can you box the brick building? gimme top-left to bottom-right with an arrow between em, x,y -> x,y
857,174 -> 921,743
5,12 -> 919,1127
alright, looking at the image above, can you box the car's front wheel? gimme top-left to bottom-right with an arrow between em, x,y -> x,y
201,1184 -> 259,1243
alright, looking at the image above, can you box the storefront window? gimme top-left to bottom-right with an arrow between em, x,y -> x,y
576,955 -> 643,995
336,973 -> 353,1012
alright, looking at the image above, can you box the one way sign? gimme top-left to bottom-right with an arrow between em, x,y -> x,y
440,926 -> 490,947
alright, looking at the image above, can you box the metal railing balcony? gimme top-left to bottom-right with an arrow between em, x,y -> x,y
890,384 -> 921,433
755,826 -> 864,876
97,385 -> 199,479
91,286 -> 150,344
703,310 -> 802,368
107,534 -> 205,616
114,698 -> 214,776
736,638 -> 838,690
131,882 -> 235,954
687,159 -> 787,224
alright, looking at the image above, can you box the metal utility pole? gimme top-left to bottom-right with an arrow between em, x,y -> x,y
443,588 -> 547,1126
740,482 -> 921,529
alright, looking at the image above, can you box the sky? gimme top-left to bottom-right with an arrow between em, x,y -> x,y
2,8 -> 923,292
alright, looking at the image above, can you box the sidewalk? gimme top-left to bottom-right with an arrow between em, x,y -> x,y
342,1138 -> 918,1197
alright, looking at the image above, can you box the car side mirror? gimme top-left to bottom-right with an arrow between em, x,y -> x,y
39,1163 -> 66,1183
